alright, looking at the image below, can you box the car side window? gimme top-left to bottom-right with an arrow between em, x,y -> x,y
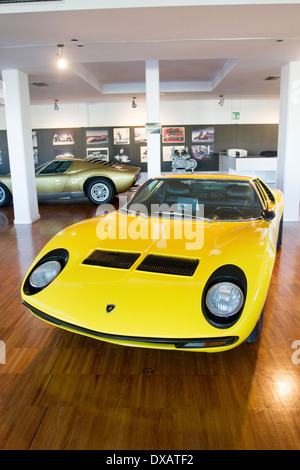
39,161 -> 72,175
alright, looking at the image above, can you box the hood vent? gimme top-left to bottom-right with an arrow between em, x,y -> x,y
137,254 -> 199,276
83,250 -> 141,270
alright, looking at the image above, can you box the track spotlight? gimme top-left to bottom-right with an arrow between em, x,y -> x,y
218,95 -> 224,106
132,97 -> 137,108
56,44 -> 67,69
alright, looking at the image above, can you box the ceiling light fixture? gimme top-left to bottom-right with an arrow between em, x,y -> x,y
56,44 -> 67,69
218,95 -> 224,106
54,99 -> 59,111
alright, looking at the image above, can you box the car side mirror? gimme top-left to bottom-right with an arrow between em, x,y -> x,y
262,209 -> 276,222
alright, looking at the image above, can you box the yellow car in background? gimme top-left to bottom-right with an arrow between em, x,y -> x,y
0,157 -> 141,206
21,174 -> 283,352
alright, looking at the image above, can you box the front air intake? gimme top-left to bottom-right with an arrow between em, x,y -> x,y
137,254 -> 199,276
83,250 -> 141,269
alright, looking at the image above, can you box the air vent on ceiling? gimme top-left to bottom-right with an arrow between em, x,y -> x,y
0,1 -> 62,3
265,76 -> 280,81
32,82 -> 48,87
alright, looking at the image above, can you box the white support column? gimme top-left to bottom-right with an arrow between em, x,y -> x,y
2,69 -> 40,224
277,62 -> 300,221
145,60 -> 161,178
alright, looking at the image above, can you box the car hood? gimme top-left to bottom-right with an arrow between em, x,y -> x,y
22,211 -> 276,339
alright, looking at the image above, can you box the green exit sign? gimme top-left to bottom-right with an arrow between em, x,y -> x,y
232,112 -> 240,120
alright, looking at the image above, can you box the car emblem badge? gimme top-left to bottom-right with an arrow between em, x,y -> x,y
106,304 -> 116,313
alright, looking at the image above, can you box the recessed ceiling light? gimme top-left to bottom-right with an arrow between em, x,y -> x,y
32,82 -> 48,87
265,76 -> 280,81
71,39 -> 79,42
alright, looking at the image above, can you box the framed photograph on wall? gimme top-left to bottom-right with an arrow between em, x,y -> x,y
54,148 -> 75,159
114,147 -> 131,163
191,144 -> 214,160
86,129 -> 108,145
52,130 -> 74,145
192,127 -> 214,143
33,148 -> 38,165
86,148 -> 109,161
32,131 -> 37,148
145,122 -> 161,135
162,127 -> 185,143
140,146 -> 147,162
113,128 -> 130,145
162,145 -> 185,161
134,127 -> 147,143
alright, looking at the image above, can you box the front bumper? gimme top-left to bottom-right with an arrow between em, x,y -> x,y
23,301 -> 239,351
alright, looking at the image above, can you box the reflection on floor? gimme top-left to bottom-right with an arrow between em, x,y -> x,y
0,197 -> 299,450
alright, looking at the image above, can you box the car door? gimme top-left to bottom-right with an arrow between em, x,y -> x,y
35,160 -> 74,194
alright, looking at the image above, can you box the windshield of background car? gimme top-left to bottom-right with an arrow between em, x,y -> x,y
122,178 -> 263,221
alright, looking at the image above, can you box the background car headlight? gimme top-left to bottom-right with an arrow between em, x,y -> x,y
206,282 -> 244,317
29,260 -> 61,289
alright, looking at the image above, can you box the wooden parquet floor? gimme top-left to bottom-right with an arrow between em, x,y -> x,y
0,196 -> 299,450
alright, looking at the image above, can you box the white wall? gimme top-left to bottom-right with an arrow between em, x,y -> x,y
0,97 -> 280,130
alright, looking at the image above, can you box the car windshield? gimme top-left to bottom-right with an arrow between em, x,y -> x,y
121,178 -> 263,221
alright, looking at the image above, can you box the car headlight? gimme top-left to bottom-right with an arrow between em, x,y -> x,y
23,249 -> 69,296
29,260 -> 61,289
206,282 -> 244,317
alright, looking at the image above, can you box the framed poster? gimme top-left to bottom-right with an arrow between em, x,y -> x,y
145,122 -> 161,134
134,127 -> 147,143
86,129 -> 108,145
113,128 -> 130,145
162,127 -> 185,143
114,147 -> 131,163
191,144 -> 214,160
140,146 -> 147,162
192,127 -> 214,143
52,130 -> 74,145
54,148 -> 75,159
162,145 -> 185,162
86,148 -> 109,161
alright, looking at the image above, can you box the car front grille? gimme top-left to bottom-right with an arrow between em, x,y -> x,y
83,250 -> 141,269
137,254 -> 199,276
83,250 -> 199,276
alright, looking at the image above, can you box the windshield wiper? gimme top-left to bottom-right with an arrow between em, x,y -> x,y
154,211 -> 208,221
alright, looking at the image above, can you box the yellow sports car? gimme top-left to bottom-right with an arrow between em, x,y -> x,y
0,157 -> 141,206
21,174 -> 284,352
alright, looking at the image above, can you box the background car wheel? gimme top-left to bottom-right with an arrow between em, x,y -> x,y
244,310 -> 264,343
86,179 -> 115,205
0,183 -> 12,207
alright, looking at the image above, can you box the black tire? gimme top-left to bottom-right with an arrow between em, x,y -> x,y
245,310 -> 264,343
0,183 -> 12,207
277,215 -> 283,251
85,178 -> 115,205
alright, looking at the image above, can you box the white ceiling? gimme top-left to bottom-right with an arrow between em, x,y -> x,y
1,2 -> 300,104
